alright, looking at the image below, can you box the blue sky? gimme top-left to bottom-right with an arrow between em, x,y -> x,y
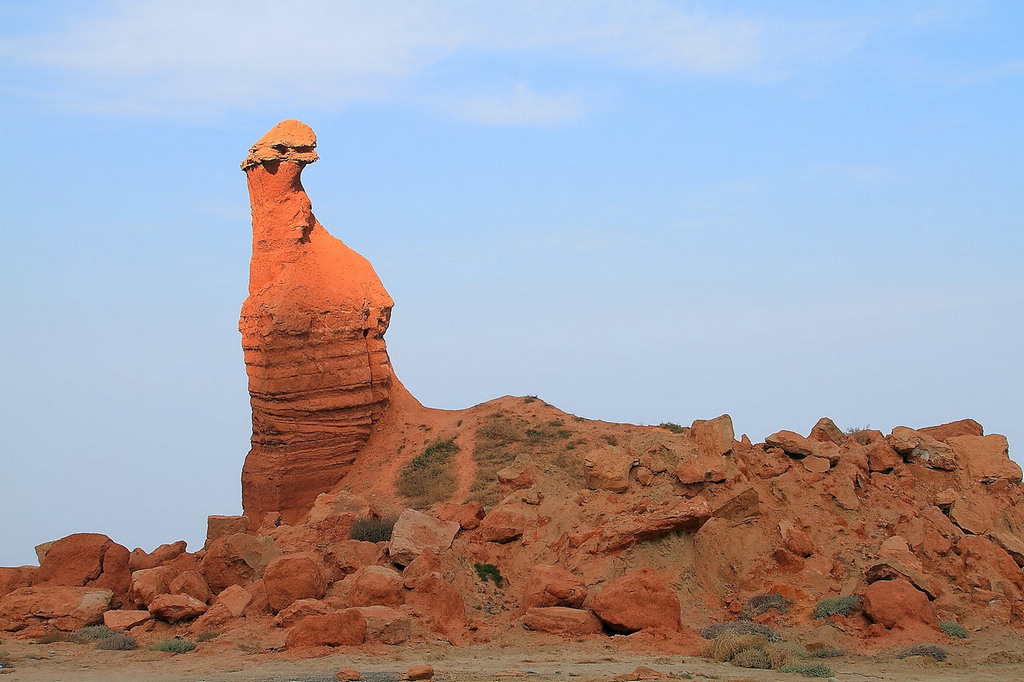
1,1 -> 1021,567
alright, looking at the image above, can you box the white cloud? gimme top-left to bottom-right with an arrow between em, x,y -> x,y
1,0 -> 870,121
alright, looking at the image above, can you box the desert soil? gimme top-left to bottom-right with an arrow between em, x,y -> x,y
2,631 -> 1023,682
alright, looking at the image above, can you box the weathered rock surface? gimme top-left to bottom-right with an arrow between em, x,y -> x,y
201,533 -> 280,593
103,609 -> 151,630
353,605 -> 412,644
588,569 -> 681,633
861,578 -> 937,629
0,586 -> 112,631
30,533 -> 131,606
523,606 -> 603,637
285,609 -> 367,648
148,593 -> 209,622
348,566 -> 404,608
240,120 -> 406,526
389,510 -> 459,566
521,565 -> 587,610
264,552 -> 328,613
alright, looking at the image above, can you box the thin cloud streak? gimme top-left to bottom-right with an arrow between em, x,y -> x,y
2,0 -> 869,121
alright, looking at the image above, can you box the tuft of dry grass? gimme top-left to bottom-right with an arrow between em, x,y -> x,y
470,414 -> 525,505
397,438 -> 459,508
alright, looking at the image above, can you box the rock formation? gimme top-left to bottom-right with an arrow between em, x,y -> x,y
2,120 -> 1023,671
238,120 -> 410,526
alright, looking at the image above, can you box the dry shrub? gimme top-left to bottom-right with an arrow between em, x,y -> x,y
704,632 -> 768,662
95,633 -> 137,650
766,642 -> 806,668
740,593 -> 788,620
732,647 -> 772,669
699,621 -> 782,642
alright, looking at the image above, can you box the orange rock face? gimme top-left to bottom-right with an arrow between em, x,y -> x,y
239,120 -> 405,525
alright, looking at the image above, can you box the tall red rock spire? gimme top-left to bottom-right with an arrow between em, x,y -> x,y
238,120 -> 401,526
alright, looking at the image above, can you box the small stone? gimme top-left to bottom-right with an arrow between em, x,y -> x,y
336,670 -> 361,681
404,664 -> 435,680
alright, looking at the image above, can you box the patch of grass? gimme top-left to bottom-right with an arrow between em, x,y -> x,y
397,438 -> 459,508
95,633 -> 137,650
350,516 -> 397,543
660,422 -> 687,434
740,593 -> 789,620
76,625 -> 117,641
195,630 -> 221,643
704,632 -> 768,662
470,415 -> 525,505
699,622 -> 782,642
813,594 -> 860,619
0,649 -> 13,670
524,395 -> 538,403
940,621 -> 968,638
778,663 -> 834,677
896,644 -> 948,662
808,646 -> 845,658
151,639 -> 197,654
602,434 -> 619,446
474,562 -> 504,588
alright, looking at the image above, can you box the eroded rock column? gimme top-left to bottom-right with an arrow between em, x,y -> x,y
239,120 -> 396,525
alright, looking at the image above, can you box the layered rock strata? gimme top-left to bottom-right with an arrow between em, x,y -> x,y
239,120 -> 402,525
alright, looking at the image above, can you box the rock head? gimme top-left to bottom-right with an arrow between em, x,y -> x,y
239,120 -> 410,526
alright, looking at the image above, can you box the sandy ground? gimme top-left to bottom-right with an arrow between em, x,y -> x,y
3,632 -> 1024,682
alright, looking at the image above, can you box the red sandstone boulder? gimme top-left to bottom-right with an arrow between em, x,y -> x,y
285,609 -> 367,648
435,501 -> 486,531
129,540 -> 187,572
765,430 -> 815,457
307,491 -> 376,525
275,598 -> 332,628
405,572 -> 466,641
130,565 -> 180,608
264,552 -> 328,613
523,606 -> 603,637
201,533 -> 281,592
948,498 -> 991,535
989,532 -> 1024,568
0,586 -> 112,631
919,419 -> 983,441
957,536 -> 1024,600
861,578 -> 936,629
205,516 -> 250,547
582,496 -> 712,553
0,566 -> 35,599
809,417 -> 846,445
190,602 -> 235,632
214,584 -> 253,617
169,570 -> 212,604
690,415 -> 735,457
888,427 -> 956,470
865,438 -> 902,473
388,510 -> 459,566
584,445 -> 638,492
404,665 -> 435,681
348,566 -> 404,608
326,540 -> 383,580
31,533 -> 131,606
589,569 -> 681,634
522,565 -> 587,610
948,434 -> 1022,484
352,605 -> 412,644
477,501 -> 536,544
103,609 -> 151,630
148,593 -> 208,623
